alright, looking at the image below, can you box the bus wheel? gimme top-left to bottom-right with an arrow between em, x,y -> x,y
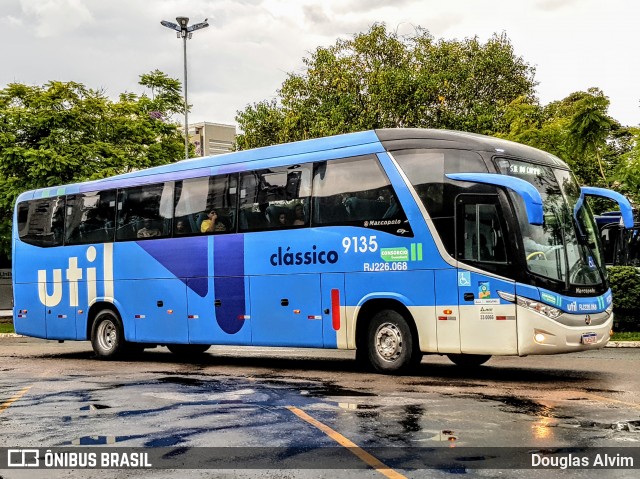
447,354 -> 491,367
167,344 -> 211,357
91,310 -> 126,360
367,310 -> 416,373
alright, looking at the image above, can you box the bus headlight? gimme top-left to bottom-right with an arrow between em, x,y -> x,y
516,297 -> 562,320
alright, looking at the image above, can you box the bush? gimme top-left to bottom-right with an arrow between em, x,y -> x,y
607,266 -> 640,331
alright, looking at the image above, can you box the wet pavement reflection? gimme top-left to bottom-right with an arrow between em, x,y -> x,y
2,340 -> 640,477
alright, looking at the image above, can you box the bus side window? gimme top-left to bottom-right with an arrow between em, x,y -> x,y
458,200 -> 507,265
17,197 -> 66,247
312,155 -> 409,235
239,165 -> 311,232
65,190 -> 116,245
174,174 -> 237,235
116,182 -> 174,241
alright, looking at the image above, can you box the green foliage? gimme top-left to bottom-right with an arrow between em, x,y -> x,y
236,24 -> 537,149
607,266 -> 640,311
0,71 -> 186,258
498,88 -> 633,210
0,321 -> 14,334
616,128 -> 640,201
234,23 -> 635,211
610,331 -> 640,341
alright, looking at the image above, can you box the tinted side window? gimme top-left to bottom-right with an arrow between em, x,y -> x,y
17,197 -> 66,247
174,174 -> 237,235
116,182 -> 174,241
460,203 -> 507,264
65,190 -> 116,245
393,149 -> 488,218
393,149 -> 488,254
239,164 -> 312,232
312,155 -> 409,235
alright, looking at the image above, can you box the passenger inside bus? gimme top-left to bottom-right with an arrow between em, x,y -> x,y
293,204 -> 306,226
137,218 -> 161,238
175,220 -> 189,235
200,210 -> 227,233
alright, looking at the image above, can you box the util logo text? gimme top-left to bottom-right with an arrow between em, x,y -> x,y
37,244 -> 114,307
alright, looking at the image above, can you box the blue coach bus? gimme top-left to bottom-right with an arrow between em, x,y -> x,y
12,129 -> 633,372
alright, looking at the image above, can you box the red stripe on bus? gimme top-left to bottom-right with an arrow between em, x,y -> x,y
331,289 -> 340,331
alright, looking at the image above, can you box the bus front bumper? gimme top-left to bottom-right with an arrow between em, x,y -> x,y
516,306 -> 613,356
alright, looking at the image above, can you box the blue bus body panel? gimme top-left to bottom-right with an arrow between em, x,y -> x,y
535,287 -> 612,314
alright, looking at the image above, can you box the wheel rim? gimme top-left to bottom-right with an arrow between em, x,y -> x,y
96,318 -> 116,352
375,322 -> 403,362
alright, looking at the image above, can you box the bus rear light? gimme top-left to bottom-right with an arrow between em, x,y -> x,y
443,309 -> 453,315
167,310 -> 173,314
293,309 -> 300,314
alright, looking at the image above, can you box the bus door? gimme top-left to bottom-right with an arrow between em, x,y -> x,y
455,195 -> 518,355
250,274 -> 323,347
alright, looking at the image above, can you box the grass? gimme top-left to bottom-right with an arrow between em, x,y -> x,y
0,322 -> 15,334
611,331 -> 640,341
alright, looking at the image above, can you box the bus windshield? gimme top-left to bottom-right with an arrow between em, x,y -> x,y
497,159 -> 604,288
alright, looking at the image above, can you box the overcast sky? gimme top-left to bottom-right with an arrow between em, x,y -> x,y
1,0 -> 638,130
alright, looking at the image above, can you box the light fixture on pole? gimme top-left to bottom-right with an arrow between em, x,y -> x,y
161,16 -> 209,159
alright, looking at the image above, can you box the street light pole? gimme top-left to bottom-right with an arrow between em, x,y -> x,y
161,16 -> 209,160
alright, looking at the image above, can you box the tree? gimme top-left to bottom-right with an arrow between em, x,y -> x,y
236,24 -> 537,149
498,88 -> 628,205
616,127 -> 640,202
0,71 -> 186,258
567,88 -> 617,186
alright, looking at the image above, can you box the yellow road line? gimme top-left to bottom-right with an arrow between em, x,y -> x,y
0,386 -> 32,414
582,392 -> 640,409
286,405 -> 407,479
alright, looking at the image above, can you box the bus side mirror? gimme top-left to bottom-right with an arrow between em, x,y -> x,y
580,187 -> 634,229
446,173 -> 543,226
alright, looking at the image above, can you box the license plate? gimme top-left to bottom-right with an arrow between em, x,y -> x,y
582,333 -> 597,344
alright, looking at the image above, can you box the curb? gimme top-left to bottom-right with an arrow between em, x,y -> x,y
606,341 -> 640,348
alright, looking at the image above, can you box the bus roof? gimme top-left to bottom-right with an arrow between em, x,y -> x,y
18,128 -> 569,201
376,128 -> 569,169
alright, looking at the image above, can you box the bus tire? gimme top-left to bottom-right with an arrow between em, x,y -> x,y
367,310 -> 417,374
91,309 -> 126,360
447,354 -> 491,368
167,344 -> 211,357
